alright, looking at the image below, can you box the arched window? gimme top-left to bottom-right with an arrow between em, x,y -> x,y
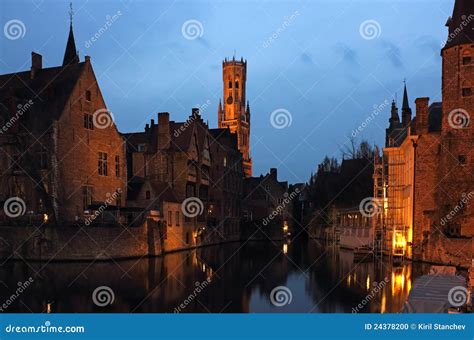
235,79 -> 239,89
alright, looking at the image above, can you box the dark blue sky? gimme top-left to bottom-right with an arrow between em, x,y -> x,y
0,0 -> 454,183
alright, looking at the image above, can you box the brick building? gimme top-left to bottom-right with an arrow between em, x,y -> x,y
377,0 -> 473,267
209,128 -> 244,241
218,57 -> 252,177
0,22 -> 127,225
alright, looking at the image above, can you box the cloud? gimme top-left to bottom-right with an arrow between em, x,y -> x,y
333,44 -> 359,66
300,52 -> 315,65
380,40 -> 403,68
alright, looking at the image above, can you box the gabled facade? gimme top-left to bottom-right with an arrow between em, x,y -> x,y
0,23 -> 126,225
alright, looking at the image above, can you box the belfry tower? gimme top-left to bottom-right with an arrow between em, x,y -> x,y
218,57 -> 252,177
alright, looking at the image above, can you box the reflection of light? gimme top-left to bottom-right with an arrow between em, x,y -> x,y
366,276 -> 370,291
283,222 -> 289,233
46,302 -> 52,313
392,232 -> 406,256
43,214 -> 49,223
380,291 -> 386,314
347,275 -> 351,286
283,243 -> 288,254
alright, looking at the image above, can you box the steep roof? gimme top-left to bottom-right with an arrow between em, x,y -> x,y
0,62 -> 86,130
63,24 -> 79,66
444,0 -> 474,49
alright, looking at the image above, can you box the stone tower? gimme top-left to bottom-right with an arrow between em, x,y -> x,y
438,0 -> 474,237
218,57 -> 252,177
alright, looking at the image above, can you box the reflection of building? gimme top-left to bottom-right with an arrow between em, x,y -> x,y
218,57 -> 252,177
376,0 -> 473,267
0,21 -> 127,224
337,207 -> 373,250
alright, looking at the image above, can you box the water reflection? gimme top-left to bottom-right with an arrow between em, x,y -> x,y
0,239 -> 434,313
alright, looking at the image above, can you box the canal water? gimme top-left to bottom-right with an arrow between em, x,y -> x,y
0,239 -> 436,313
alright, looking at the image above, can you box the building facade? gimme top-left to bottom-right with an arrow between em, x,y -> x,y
218,57 -> 252,177
0,22 -> 127,225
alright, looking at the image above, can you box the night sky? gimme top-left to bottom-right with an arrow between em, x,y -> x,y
0,0 -> 454,183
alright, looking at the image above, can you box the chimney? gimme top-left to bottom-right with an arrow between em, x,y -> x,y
270,168 -> 277,179
158,112 -> 170,150
30,52 -> 42,79
85,55 -> 91,63
415,97 -> 430,134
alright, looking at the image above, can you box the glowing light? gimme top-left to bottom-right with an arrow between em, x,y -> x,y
43,214 -> 49,223
283,243 -> 288,254
366,276 -> 370,290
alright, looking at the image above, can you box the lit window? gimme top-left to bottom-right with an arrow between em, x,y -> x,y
98,152 -> 108,176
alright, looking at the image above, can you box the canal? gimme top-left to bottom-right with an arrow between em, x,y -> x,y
0,239 -> 436,313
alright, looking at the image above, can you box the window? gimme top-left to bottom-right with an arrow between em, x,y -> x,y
85,90 -> 92,101
168,211 -> 172,227
462,88 -> 472,97
223,156 -> 227,167
84,113 -> 94,130
463,56 -> 472,65
137,144 -> 146,152
115,156 -> 120,177
235,80 -> 239,89
145,191 -> 151,200
175,211 -> 180,226
82,186 -> 93,211
98,152 -> 108,176
228,81 -> 232,89
458,155 -> 467,165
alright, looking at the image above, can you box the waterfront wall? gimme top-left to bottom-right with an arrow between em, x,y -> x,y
0,221 -> 239,261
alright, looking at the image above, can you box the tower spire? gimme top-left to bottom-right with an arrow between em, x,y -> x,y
63,2 -> 79,66
401,81 -> 412,127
